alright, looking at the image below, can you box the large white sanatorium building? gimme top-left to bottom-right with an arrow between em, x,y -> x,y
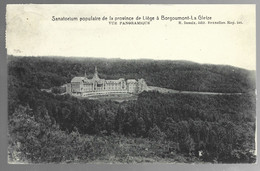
66,67 -> 148,97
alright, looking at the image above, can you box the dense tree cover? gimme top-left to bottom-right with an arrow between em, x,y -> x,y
8,56 -> 256,163
9,105 -> 198,163
8,55 -> 255,93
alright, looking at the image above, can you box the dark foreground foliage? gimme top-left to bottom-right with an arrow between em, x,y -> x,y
8,106 -> 194,163
8,56 -> 256,163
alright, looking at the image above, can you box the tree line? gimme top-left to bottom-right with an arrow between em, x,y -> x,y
8,56 -> 256,163
8,56 -> 255,93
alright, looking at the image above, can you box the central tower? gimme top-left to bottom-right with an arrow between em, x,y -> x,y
92,66 -> 100,80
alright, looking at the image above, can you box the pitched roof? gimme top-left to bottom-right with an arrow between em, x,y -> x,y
127,79 -> 137,83
106,79 -> 121,83
71,77 -> 84,82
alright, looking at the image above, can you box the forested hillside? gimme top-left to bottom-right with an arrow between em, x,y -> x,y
8,56 -> 255,93
8,56 -> 256,163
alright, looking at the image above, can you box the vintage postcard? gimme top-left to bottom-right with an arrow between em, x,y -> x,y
6,4 -> 256,164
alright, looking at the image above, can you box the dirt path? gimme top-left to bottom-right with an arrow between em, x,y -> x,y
148,86 -> 243,95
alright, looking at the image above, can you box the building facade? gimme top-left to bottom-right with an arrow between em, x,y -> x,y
66,67 -> 148,97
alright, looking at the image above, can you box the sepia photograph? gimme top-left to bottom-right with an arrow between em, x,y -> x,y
5,4 -> 256,164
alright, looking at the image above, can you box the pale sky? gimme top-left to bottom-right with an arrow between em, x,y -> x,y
6,4 -> 256,70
